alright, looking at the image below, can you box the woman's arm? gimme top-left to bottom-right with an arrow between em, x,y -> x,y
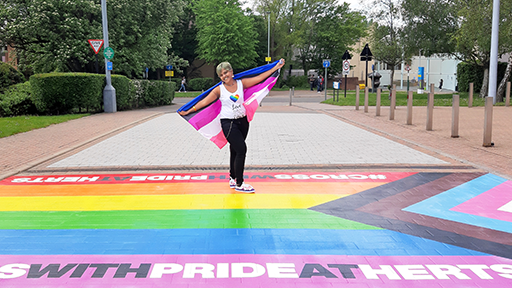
178,86 -> 220,116
242,59 -> 285,89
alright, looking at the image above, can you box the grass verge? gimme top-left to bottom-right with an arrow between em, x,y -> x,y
322,90 -> 501,107
0,114 -> 90,138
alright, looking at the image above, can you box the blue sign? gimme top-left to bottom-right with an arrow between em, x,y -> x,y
107,62 -> 113,71
166,65 -> 173,70
418,67 -> 424,80
323,60 -> 331,68
146,67 -> 149,73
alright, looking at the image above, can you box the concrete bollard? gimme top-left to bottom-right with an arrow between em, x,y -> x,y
451,94 -> 460,138
289,88 -> 292,106
406,91 -> 413,125
506,82 -> 510,107
364,87 -> 369,113
355,87 -> 360,110
389,84 -> 396,120
469,83 -> 474,108
483,97 -> 494,147
426,83 -> 434,131
376,88 -> 381,116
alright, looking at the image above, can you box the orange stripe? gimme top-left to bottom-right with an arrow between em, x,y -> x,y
0,182 -> 383,197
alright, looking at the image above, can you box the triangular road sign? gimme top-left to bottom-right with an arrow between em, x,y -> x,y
88,39 -> 104,54
360,44 -> 373,57
342,50 -> 352,60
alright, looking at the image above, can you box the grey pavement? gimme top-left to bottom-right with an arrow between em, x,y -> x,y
48,105 -> 446,169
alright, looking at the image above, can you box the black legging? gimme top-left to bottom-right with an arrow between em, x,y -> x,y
221,117 -> 249,186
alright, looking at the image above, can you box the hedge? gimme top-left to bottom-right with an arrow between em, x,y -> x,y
285,75 -> 309,89
189,77 -> 214,91
0,82 -> 38,117
30,73 -> 104,114
28,73 -> 175,115
457,62 -> 507,93
0,62 -> 25,92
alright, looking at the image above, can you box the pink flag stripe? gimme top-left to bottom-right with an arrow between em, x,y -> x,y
188,101 -> 222,130
210,130 -> 228,149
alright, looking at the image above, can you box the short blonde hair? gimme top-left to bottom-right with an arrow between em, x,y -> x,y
216,62 -> 232,76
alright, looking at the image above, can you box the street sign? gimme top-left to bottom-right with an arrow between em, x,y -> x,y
265,57 -> 272,62
343,60 -> 350,75
405,65 -> 411,72
88,39 -> 104,54
165,70 -> 174,77
103,47 -> 114,60
106,62 -> 113,71
360,44 -> 373,61
166,65 -> 173,70
342,50 -> 352,60
323,59 -> 331,68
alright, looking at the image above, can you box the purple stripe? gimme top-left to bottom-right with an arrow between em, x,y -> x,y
188,100 -> 221,130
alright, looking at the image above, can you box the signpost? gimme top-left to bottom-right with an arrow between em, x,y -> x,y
342,50 -> 352,98
360,44 -> 373,89
405,65 -> 411,92
101,0 -> 116,113
323,59 -> 331,100
88,39 -> 104,74
106,61 -> 113,71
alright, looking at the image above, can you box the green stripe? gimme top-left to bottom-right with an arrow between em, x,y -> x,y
0,209 -> 381,230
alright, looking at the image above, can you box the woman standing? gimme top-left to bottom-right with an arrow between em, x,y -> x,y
179,59 -> 285,193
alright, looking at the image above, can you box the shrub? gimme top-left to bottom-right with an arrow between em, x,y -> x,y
457,62 -> 508,93
111,75 -> 134,111
189,77 -> 214,91
130,79 -> 175,108
0,82 -> 38,117
285,75 -> 309,88
30,73 -> 103,114
0,62 -> 25,92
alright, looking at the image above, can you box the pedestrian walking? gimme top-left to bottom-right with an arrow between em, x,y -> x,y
178,59 -> 285,193
179,76 -> 187,92
317,75 -> 324,93
439,79 -> 443,90
309,75 -> 315,91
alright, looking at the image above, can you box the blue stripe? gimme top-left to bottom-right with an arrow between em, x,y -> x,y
0,229 -> 487,256
403,173 -> 510,232
177,61 -> 280,112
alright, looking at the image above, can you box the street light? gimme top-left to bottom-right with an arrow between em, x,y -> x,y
101,0 -> 116,113
266,11 -> 270,63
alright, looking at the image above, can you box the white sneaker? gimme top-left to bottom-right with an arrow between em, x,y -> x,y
229,177 -> 236,189
235,183 -> 255,193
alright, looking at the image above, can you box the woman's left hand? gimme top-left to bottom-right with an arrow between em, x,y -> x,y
277,58 -> 285,69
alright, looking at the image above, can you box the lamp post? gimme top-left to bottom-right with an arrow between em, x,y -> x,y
488,0 -> 500,104
101,0 -> 116,113
267,11 -> 271,63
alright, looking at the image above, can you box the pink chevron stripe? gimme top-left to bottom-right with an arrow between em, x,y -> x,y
244,76 -> 277,102
188,100 -> 222,130
210,130 -> 228,149
245,97 -> 261,122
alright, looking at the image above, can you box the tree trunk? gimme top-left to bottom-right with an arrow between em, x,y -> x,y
479,67 -> 489,98
496,55 -> 512,102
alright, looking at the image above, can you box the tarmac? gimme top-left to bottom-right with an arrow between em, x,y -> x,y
0,89 -> 512,287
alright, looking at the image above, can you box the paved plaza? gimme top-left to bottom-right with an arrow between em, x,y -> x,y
0,90 -> 511,287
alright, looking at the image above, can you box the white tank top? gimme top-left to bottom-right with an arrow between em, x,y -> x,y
219,80 -> 246,119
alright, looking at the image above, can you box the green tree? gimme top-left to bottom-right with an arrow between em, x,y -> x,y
453,0 -> 512,98
368,0 -> 405,89
0,0 -> 185,77
400,0 -> 458,57
193,0 -> 258,69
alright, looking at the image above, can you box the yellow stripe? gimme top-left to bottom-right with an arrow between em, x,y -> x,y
0,194 -> 345,211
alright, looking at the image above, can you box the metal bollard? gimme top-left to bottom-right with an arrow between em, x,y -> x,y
506,82 -> 510,107
469,83 -> 473,108
451,94 -> 459,138
364,87 -> 369,113
483,97 -> 494,147
389,84 -> 396,120
406,91 -> 413,125
355,87 -> 360,110
376,88 -> 381,116
426,84 -> 434,131
289,88 -> 292,106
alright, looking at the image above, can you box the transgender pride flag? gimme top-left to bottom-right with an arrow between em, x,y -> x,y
177,61 -> 281,149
